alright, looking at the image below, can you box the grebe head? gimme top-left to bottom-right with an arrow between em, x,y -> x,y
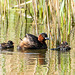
62,41 -> 68,45
7,40 -> 14,45
38,33 -> 49,42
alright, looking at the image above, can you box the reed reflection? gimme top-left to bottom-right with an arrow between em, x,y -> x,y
0,49 -> 47,75
18,49 -> 47,65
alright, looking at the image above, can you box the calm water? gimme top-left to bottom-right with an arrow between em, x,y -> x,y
0,28 -> 75,75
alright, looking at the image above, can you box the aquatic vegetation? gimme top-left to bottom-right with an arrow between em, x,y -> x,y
0,0 -> 75,45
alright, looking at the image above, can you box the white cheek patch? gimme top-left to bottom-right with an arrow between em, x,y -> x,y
45,37 -> 50,40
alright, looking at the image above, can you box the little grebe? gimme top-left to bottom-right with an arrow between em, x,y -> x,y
17,33 -> 49,49
51,41 -> 71,51
0,40 -> 14,49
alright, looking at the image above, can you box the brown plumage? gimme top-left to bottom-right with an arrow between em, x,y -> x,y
17,33 -> 49,50
0,40 -> 14,49
51,41 -> 71,51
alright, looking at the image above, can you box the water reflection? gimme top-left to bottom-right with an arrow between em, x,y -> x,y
18,49 -> 47,65
0,48 -> 14,52
47,50 -> 71,75
0,49 -> 47,75
0,41 -> 75,75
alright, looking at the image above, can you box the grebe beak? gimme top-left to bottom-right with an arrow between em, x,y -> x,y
45,37 -> 50,40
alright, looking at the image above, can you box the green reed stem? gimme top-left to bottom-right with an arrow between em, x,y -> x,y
45,0 -> 50,34
32,0 -> 38,35
68,0 -> 71,35
56,0 -> 61,45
